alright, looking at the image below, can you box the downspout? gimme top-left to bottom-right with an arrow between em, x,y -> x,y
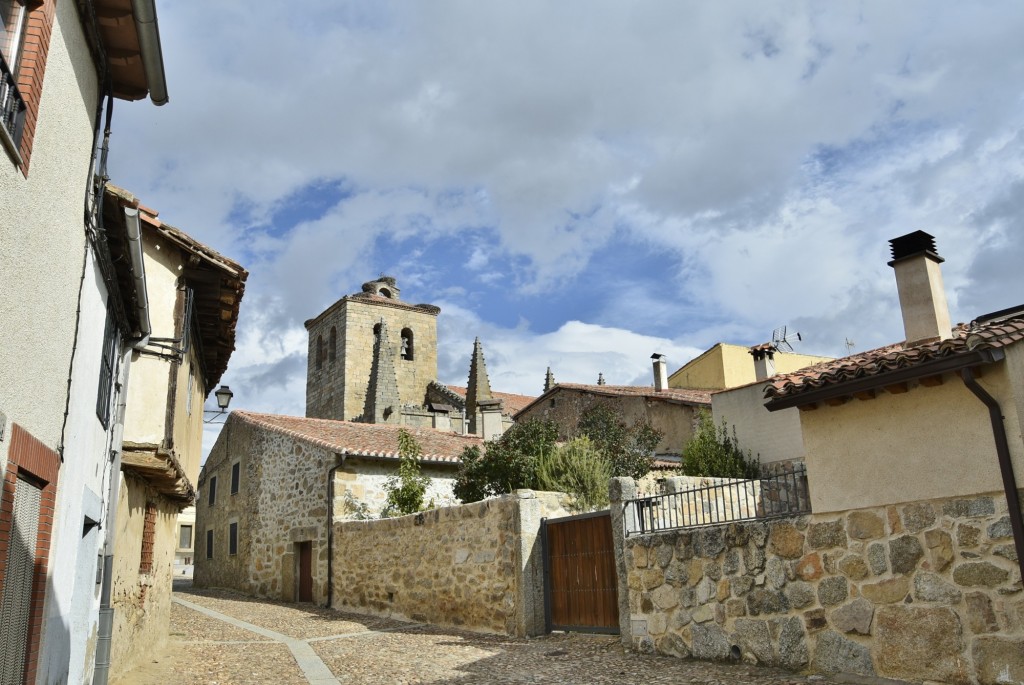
123,207 -> 151,349
129,0 -> 168,106
93,350 -> 131,685
960,362 -> 1024,584
326,451 -> 346,608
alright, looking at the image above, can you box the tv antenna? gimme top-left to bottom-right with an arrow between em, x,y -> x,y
771,325 -> 801,353
844,337 -> 855,354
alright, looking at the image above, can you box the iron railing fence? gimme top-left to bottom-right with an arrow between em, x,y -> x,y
623,464 -> 810,536
0,50 -> 26,150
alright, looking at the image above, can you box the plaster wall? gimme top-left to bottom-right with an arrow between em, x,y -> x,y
712,382 -> 805,465
800,364 -> 1023,513
109,473 -> 179,680
670,345 -> 830,392
0,0 -> 99,473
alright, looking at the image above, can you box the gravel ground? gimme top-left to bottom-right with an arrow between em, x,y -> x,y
114,582 -> 849,685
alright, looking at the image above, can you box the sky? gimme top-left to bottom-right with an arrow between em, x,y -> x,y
106,2 -> 1024,452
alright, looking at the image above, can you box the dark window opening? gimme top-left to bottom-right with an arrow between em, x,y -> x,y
208,476 -> 217,506
230,462 -> 240,495
206,529 -> 213,559
401,328 -> 414,360
373,322 -> 382,347
228,522 -> 238,555
96,305 -> 118,428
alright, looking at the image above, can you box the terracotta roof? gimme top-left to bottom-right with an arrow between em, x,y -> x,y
765,310 -> 1024,404
233,411 -> 481,464
516,383 -> 711,418
445,385 -> 537,415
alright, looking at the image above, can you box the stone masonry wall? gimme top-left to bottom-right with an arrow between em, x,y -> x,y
615,482 -> 1024,684
332,490 -> 573,636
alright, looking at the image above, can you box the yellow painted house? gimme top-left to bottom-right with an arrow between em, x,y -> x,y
669,343 -> 831,391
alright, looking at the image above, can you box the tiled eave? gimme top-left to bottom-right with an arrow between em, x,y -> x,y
121,444 -> 196,504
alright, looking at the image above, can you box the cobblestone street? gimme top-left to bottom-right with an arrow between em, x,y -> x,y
113,582 -> 848,685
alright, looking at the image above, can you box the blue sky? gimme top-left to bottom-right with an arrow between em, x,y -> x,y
107,2 -> 1024,450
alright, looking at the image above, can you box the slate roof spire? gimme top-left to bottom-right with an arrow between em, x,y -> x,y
365,319 -> 401,423
544,367 -> 555,393
466,337 -> 498,435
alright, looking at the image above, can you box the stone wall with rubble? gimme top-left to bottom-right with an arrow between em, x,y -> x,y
332,490 -> 574,636
195,416 -> 459,604
616,485 -> 1023,684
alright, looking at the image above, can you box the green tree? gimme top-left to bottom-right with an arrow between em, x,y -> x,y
577,403 -> 663,479
681,409 -> 760,479
382,429 -> 431,517
535,436 -> 612,510
453,419 -> 558,502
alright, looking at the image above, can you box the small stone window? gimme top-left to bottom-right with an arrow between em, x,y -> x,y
329,327 -> 337,363
229,522 -> 238,555
208,476 -> 218,506
401,328 -> 414,361
373,322 -> 382,346
230,462 -> 240,495
316,335 -> 324,370
206,529 -> 213,559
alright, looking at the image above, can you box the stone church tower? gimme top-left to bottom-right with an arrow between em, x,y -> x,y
304,276 -> 440,422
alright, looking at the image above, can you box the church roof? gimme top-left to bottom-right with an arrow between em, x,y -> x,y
232,410 -> 482,464
445,385 -> 538,415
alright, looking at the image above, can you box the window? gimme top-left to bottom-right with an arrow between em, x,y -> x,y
401,328 -> 414,360
316,335 -> 324,370
208,476 -> 217,506
228,522 -> 238,555
205,529 -> 213,559
96,306 -> 118,428
139,502 -> 157,573
0,0 -> 27,152
230,462 -> 240,495
186,367 -> 194,415
329,327 -> 337,363
178,525 -> 192,550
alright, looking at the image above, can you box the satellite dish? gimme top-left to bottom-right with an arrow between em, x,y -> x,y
771,325 -> 801,353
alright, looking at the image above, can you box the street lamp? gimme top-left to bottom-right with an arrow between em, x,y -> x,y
204,385 -> 234,423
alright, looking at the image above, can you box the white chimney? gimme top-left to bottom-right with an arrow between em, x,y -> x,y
651,353 -> 668,391
888,231 -> 952,345
750,346 -> 776,381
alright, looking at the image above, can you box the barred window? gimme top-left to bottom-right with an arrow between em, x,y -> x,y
139,502 -> 157,573
96,306 -> 118,428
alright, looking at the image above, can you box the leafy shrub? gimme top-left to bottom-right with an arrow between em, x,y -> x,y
535,436 -> 612,510
453,419 -> 558,502
681,410 -> 760,479
577,403 -> 663,480
382,430 -> 431,517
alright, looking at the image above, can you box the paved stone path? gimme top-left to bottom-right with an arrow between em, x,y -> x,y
115,583 -> 849,684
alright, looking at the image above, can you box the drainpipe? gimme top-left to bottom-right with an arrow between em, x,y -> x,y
123,207 -> 151,349
326,451 -> 346,608
93,350 -> 131,685
960,363 -> 1024,584
129,0 -> 168,106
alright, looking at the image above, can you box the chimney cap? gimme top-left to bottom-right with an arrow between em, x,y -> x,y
651,353 -> 666,360
888,230 -> 944,265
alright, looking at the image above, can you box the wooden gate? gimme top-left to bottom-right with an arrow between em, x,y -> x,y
541,511 -> 619,633
297,542 -> 313,602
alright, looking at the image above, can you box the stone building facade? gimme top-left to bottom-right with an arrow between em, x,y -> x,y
195,411 -> 482,603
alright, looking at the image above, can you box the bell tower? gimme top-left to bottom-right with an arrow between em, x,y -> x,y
304,276 -> 440,421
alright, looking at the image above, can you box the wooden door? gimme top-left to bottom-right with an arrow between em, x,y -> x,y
542,511 -> 619,633
297,541 -> 313,602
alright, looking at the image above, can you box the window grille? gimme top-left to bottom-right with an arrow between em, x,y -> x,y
96,306 -> 118,428
0,0 -> 27,150
139,502 -> 157,573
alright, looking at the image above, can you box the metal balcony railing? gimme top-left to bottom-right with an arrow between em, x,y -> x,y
0,50 -> 26,150
623,464 -> 811,536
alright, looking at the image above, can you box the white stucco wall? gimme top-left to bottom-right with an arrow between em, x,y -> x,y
800,360 -> 1023,513
0,0 -> 99,473
711,382 -> 806,465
